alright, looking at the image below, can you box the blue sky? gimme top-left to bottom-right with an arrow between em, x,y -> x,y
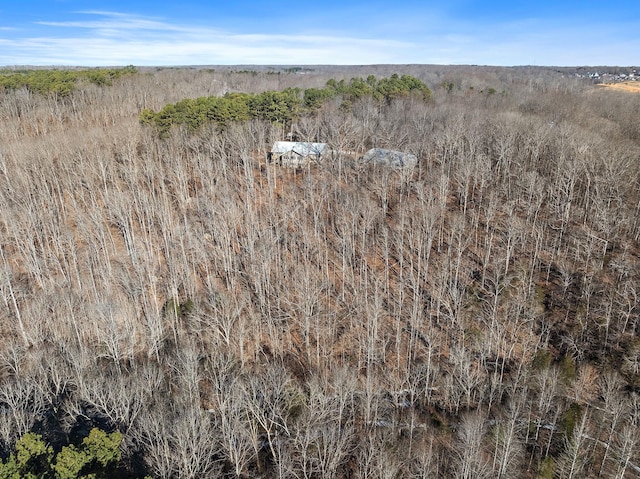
0,1 -> 638,66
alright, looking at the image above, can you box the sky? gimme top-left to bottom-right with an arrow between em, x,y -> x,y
0,1 -> 638,67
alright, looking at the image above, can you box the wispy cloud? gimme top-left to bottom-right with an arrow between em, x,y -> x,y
36,10 -> 191,34
0,11 -> 416,65
0,10 -> 638,66
0,36 -> 415,66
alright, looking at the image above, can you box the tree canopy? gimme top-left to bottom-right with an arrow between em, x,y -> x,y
0,429 -> 124,479
0,66 -> 137,97
139,74 -> 432,135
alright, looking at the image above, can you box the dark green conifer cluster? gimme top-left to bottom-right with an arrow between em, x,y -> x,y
139,74 -> 431,135
0,66 -> 137,97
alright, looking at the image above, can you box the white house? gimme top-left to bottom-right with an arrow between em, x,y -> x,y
267,141 -> 328,167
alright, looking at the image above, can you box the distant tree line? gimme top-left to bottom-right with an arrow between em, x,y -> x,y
139,74 -> 432,135
0,66 -> 137,97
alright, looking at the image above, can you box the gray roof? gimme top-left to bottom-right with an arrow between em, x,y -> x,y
361,148 -> 417,168
271,141 -> 328,157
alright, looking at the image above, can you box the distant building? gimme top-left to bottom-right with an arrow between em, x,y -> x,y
267,141 -> 328,167
361,148 -> 418,169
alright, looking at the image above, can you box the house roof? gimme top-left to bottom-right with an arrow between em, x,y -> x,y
270,141 -> 328,156
361,148 -> 417,168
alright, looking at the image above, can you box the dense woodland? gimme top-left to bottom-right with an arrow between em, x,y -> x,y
0,64 -> 639,478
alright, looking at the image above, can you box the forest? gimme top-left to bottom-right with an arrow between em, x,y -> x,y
139,73 -> 432,134
0,64 -> 639,478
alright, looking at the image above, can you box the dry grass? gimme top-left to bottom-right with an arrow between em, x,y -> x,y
597,81 -> 640,93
